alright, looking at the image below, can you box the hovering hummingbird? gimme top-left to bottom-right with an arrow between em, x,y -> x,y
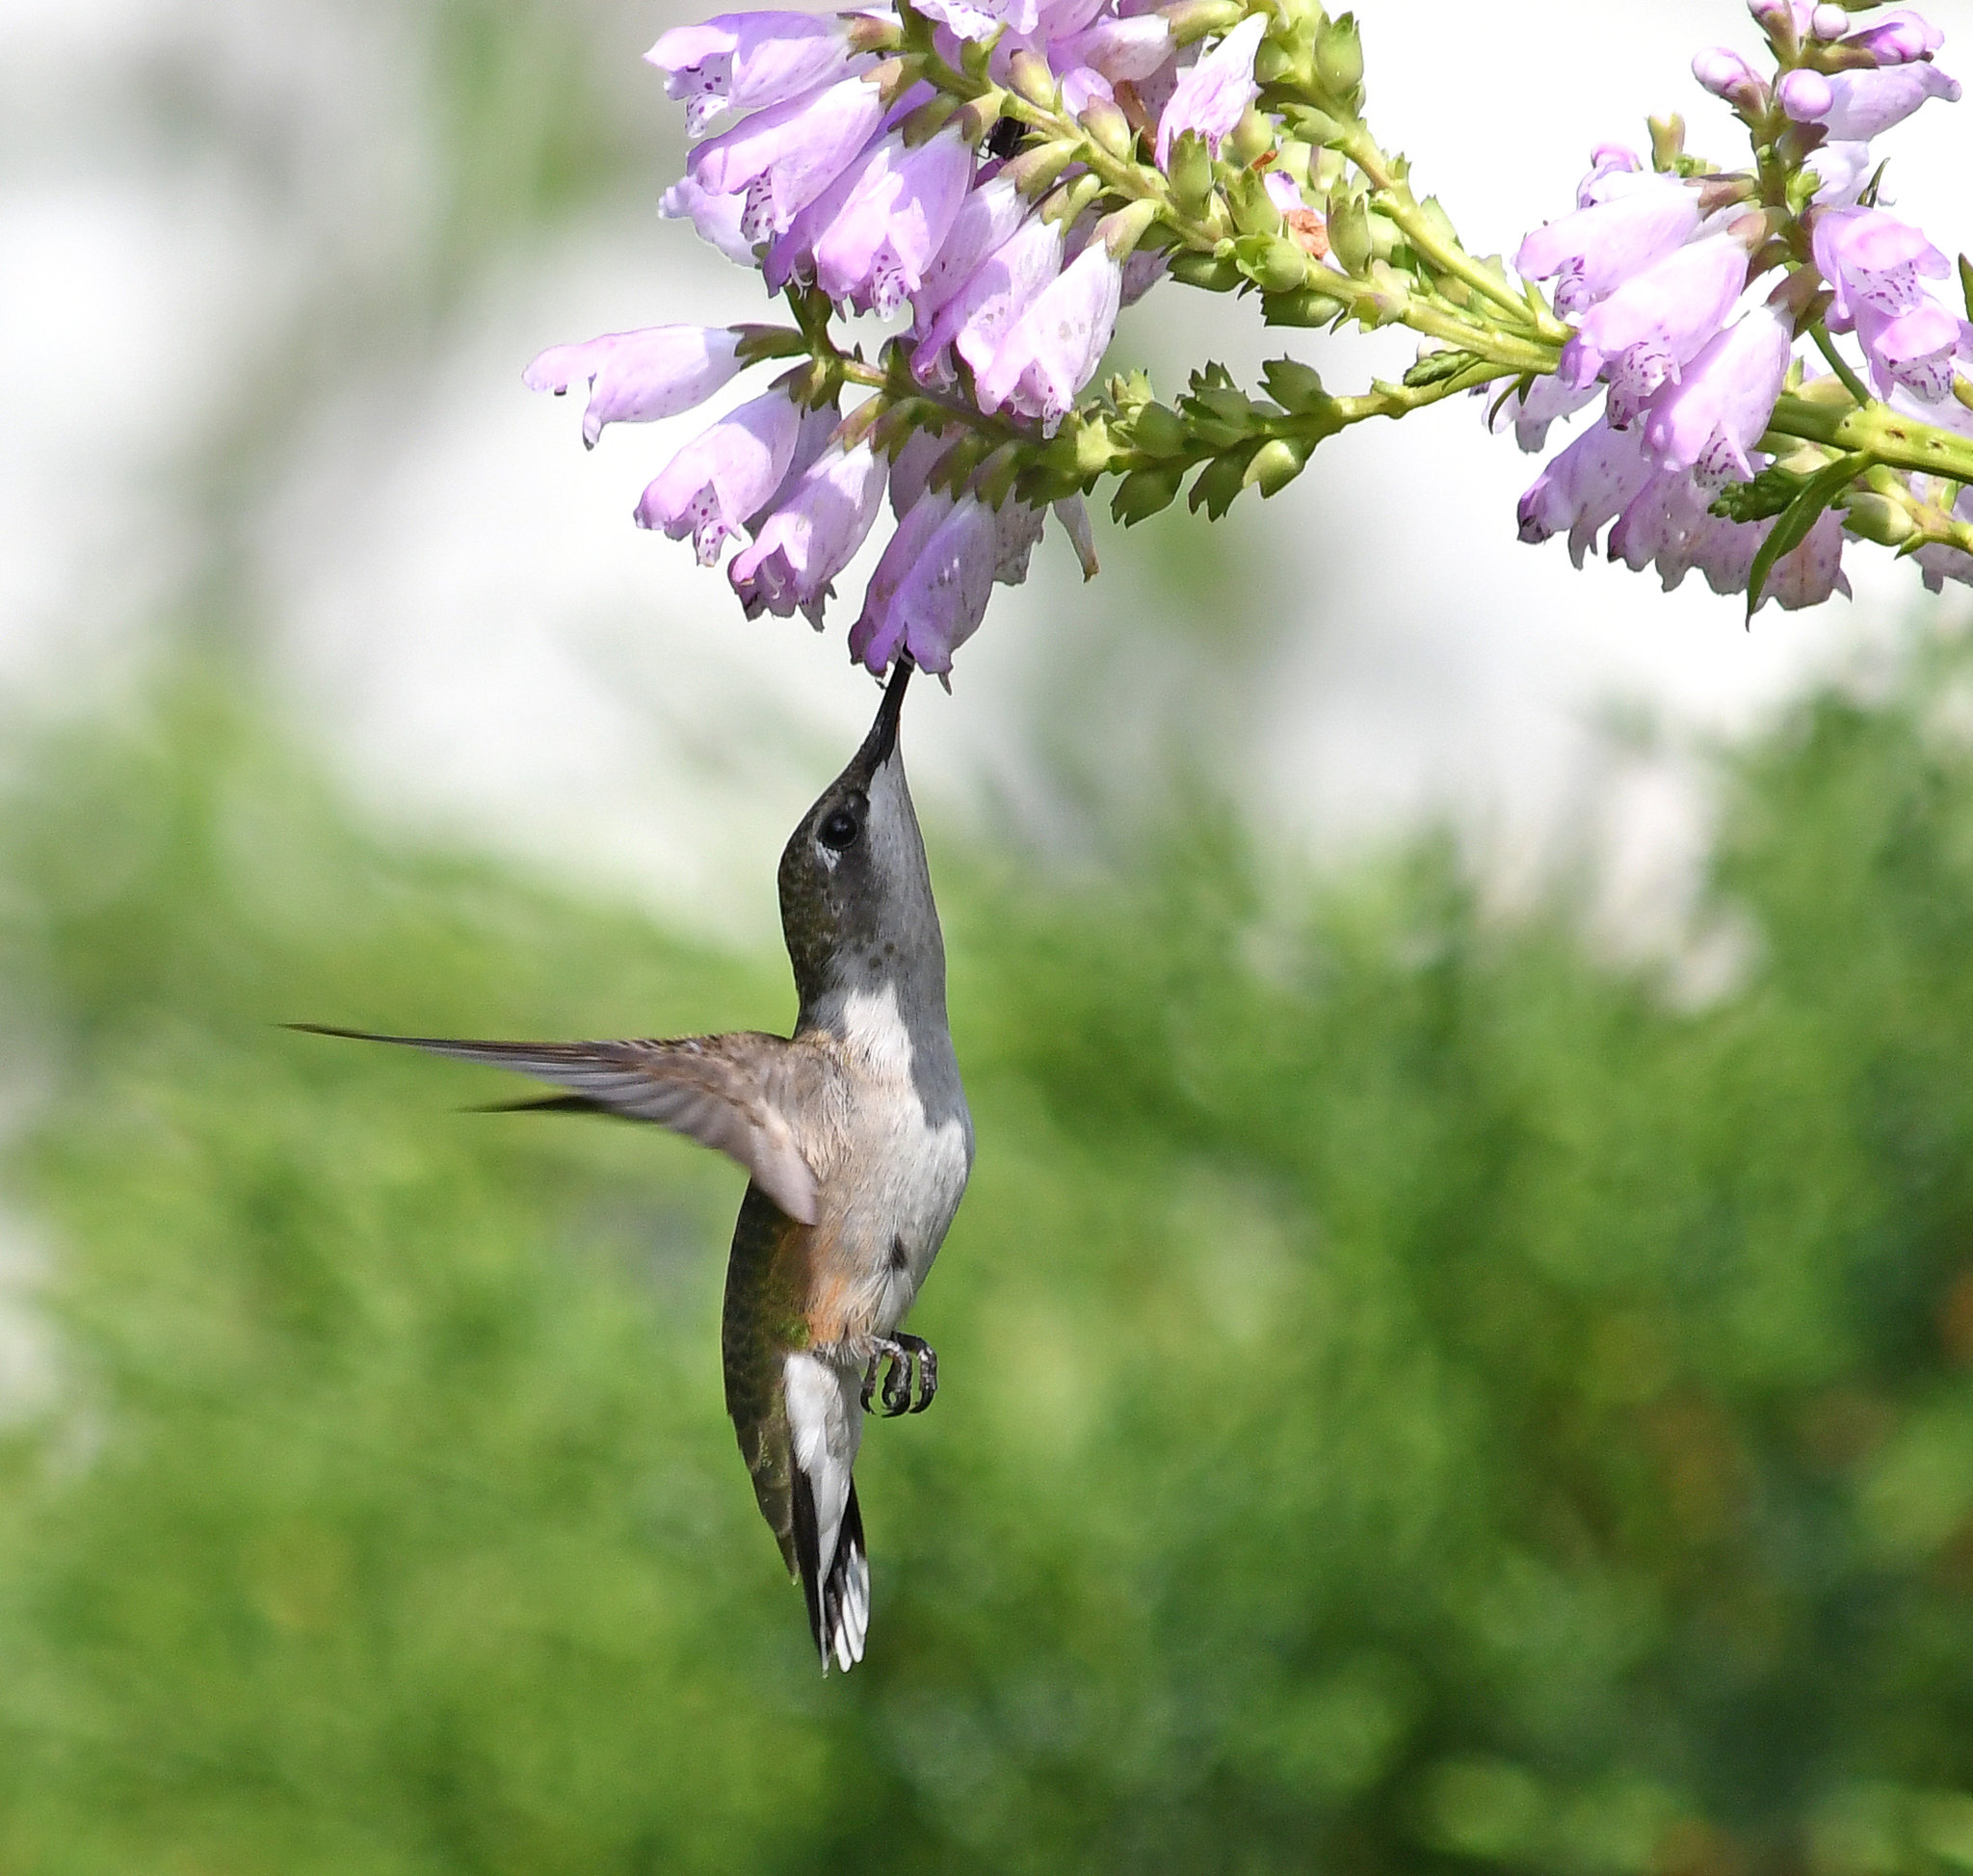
297,660 -> 972,1671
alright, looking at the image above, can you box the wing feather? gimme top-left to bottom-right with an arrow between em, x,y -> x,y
291,1026 -> 825,1224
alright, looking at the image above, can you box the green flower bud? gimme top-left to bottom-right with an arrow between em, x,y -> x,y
1005,140 -> 1080,198
900,93 -> 960,145
1113,463 -> 1185,524
1249,237 -> 1309,294
1226,171 -> 1283,238
1081,96 -> 1136,160
1160,0 -> 1247,48
1099,198 -> 1164,259
1262,357 -> 1327,412
1168,129 -> 1216,217
1226,104 -> 1276,168
1261,288 -> 1345,328
1314,13 -> 1363,94
1130,402 -> 1189,458
1009,50 -> 1059,107
1244,436 -> 1310,496
1327,191 -> 1372,274
845,12 -> 903,51
1074,416 -> 1118,478
1841,491 -> 1916,546
1041,172 -> 1105,226
1170,250 -> 1244,291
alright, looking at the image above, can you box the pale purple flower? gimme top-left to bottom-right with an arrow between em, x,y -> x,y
1641,303 -> 1792,486
1843,9 -> 1947,65
1561,234 -> 1749,426
885,425 -> 951,520
746,400 -> 841,535
1607,470 -> 1849,607
524,325 -> 746,447
914,0 -> 1040,43
1154,14 -> 1267,169
1577,145 -> 1642,208
729,436 -> 887,626
633,385 -> 802,565
1811,207 -> 1949,324
1855,300 -> 1961,400
850,486 -> 958,672
878,491 -> 1001,674
1488,373 -> 1601,453
1608,470 -> 1754,592
658,173 -> 759,263
913,215 -> 1065,386
910,172 -> 1031,338
814,130 -> 974,315
1263,171 -> 1305,215
1808,142 -> 1876,208
1810,3 -> 1850,40
1055,13 -> 1173,86
1516,416 -> 1656,566
1779,61 -> 1960,140
1059,66 -> 1114,114
974,240 -> 1121,430
1518,172 -> 1703,317
690,72 -> 888,243
647,13 -> 857,138
1915,490 -> 1973,591
992,494 -> 1046,585
1693,47 -> 1767,112
1119,248 -> 1169,305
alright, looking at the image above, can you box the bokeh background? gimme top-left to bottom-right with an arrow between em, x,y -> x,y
9,0 -> 1973,1869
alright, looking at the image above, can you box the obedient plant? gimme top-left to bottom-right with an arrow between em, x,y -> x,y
528,0 -> 1973,675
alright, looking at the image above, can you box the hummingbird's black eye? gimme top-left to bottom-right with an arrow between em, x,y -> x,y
818,802 -> 863,851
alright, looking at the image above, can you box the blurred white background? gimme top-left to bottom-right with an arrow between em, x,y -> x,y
6,0 -> 1971,951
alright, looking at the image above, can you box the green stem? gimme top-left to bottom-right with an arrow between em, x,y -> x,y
1808,322 -> 1873,409
1764,394 -> 1973,486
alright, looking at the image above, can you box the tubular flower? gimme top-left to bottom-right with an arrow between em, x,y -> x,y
1640,303 -> 1793,486
647,13 -> 860,138
1154,14 -> 1267,169
812,130 -> 975,315
1515,418 -> 1656,567
913,215 -> 1065,385
1516,172 -> 1703,317
1812,208 -> 1950,324
975,242 -> 1123,430
633,385 -> 803,565
729,437 -> 888,628
1778,61 -> 1960,140
524,325 -> 748,447
1560,235 -> 1749,426
1854,301 -> 1962,401
688,71 -> 889,243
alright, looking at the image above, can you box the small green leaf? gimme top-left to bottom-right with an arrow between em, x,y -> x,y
1403,349 -> 1482,389
1747,451 -> 1869,618
1189,446 -> 1258,520
1111,464 -> 1185,525
1170,251 -> 1244,292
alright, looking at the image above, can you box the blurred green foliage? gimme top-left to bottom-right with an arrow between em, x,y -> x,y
5,643 -> 1973,1874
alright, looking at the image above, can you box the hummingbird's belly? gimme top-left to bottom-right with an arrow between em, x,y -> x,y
807,1100 -> 971,1350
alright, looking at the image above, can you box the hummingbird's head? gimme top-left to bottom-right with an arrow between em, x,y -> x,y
778,660 -> 943,1012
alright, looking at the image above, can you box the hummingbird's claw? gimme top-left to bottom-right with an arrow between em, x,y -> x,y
859,1334 -> 938,1417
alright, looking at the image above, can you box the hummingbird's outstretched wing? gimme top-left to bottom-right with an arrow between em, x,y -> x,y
291,1027 -> 826,1225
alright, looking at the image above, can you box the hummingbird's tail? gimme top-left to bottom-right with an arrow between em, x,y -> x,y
785,1352 -> 870,1672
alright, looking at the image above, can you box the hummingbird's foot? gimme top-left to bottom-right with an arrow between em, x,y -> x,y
859,1334 -> 937,1417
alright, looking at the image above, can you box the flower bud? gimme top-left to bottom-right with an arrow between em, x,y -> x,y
1131,402 -> 1189,457
1243,436 -> 1310,495
1099,198 -> 1165,258
1169,249 -> 1244,290
1777,68 -> 1835,120
1005,140 -> 1080,198
1841,490 -> 1917,545
1081,97 -> 1137,160
1693,47 -> 1770,114
1226,104 -> 1276,167
1314,13 -> 1364,95
1160,0 -> 1247,48
1262,357 -> 1327,410
1261,286 -> 1346,327
846,12 -> 903,52
1809,4 -> 1848,40
1009,50 -> 1059,108
901,93 -> 960,145
1168,129 -> 1217,216
1249,236 -> 1309,292
1326,191 -> 1373,274
1040,172 -> 1105,226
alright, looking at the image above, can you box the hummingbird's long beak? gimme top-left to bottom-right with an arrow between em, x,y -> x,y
859,654 -> 912,774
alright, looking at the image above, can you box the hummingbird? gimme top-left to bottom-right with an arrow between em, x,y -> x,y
296,660 -> 972,1671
